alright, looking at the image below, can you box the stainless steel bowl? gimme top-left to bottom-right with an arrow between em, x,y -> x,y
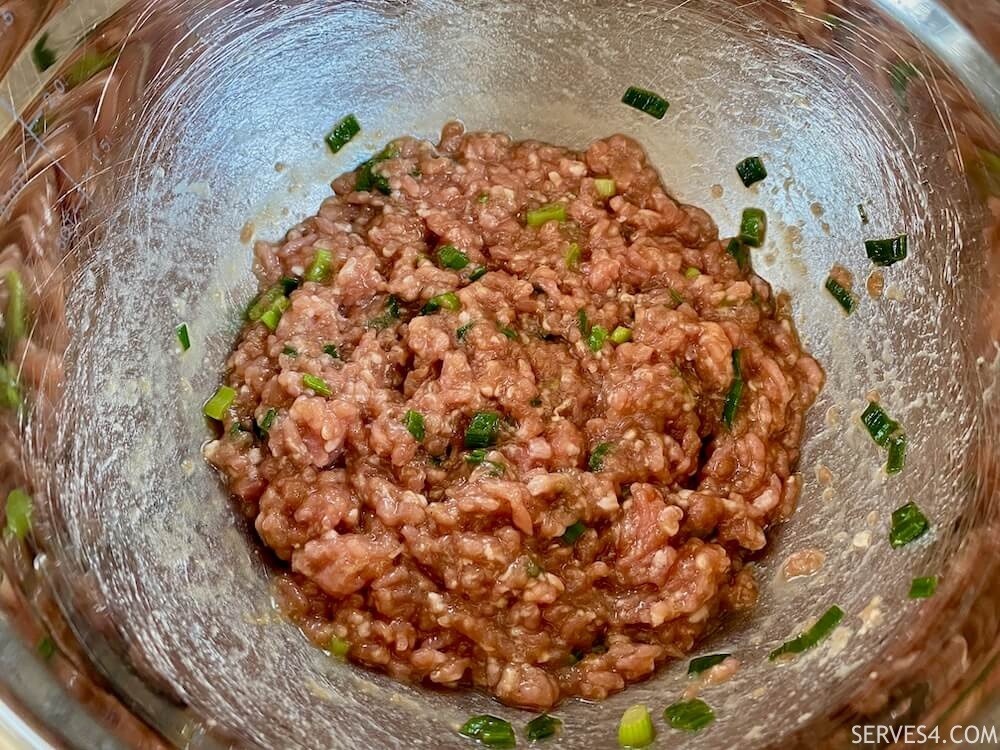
0,1 -> 998,748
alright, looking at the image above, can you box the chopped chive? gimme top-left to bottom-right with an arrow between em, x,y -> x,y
32,34 -> 57,72
260,296 -> 290,331
65,50 -> 116,88
282,345 -> 298,357
889,502 -> 929,548
477,193 -> 490,205
684,266 -> 701,279
526,714 -> 561,742
498,325 -> 518,340
323,344 -> 340,359
565,242 -> 582,270
456,322 -> 475,341
230,421 -> 248,436
769,605 -> 844,660
889,61 -> 919,97
721,349 -> 743,429
594,178 -> 617,198
246,283 -> 288,322
175,323 -> 191,352
302,374 -> 332,397
458,715 -> 515,748
860,402 -> 899,447
4,270 -> 27,351
618,704 -> 655,748
204,385 -> 237,421
669,289 -> 685,306
909,576 -> 937,599
0,364 -> 21,411
688,653 -> 731,676
526,203 -> 567,227
664,699 -> 715,732
324,114 -> 360,154
736,156 -> 767,187
610,326 -> 632,344
37,636 -> 55,661
438,244 -> 470,270
304,248 -> 334,283
865,234 -> 907,266
726,238 -> 749,271
279,276 -> 300,295
588,442 -> 613,471
577,309 -> 590,338
561,521 -> 586,545
257,408 -> 277,433
886,432 -> 906,474
465,411 -> 501,449
739,208 -> 767,247
29,114 -> 46,137
587,325 -> 608,352
824,277 -> 856,314
354,144 -> 398,195
857,203 -> 870,224
328,635 -> 350,658
368,295 -> 401,329
403,410 -> 425,441
422,291 -> 461,314
622,86 -> 669,119
5,488 -> 32,540
526,557 -> 543,578
469,266 -> 488,281
465,448 -> 487,465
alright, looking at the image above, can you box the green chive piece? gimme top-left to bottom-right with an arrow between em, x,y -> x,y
204,385 -> 237,421
0,364 -> 21,411
459,715 -> 515,748
561,521 -> 586,545
684,266 -> 701,279
526,714 -> 561,742
302,374 -> 332,397
825,277 -> 856,314
328,635 -> 350,658
32,33 -> 56,72
465,448 -> 487,465
29,114 -> 47,138
469,266 -> 488,281
769,605 -> 844,660
610,326 -> 632,344
587,325 -> 608,352
464,411 -> 501,449
565,242 -> 582,270
721,349 -> 743,429
622,86 -> 669,119
37,636 -> 55,661
282,345 -> 298,357
526,203 -> 567,227
368,295 -> 401,330
858,203 -> 870,224
726,238 -> 749,271
594,178 -> 617,198
324,114 -> 360,154
669,289 -> 685,307
279,276 -> 300,295
4,270 -> 27,351
456,322 -> 475,341
909,576 -> 937,599
526,557 -> 543,578
260,296 -> 290,331
5,488 -> 32,540
886,432 -> 906,474
438,244 -> 470,270
323,344 -> 340,359
618,704 -> 655,748
403,410 -> 425,441
65,50 -> 116,88
736,156 -> 767,187
688,653 -> 731,676
889,61 -> 919,97
422,291 -> 461,315
258,408 -> 277,433
175,323 -> 191,352
246,283 -> 288,322
304,248 -> 334,283
577,309 -> 590,338
498,325 -> 518,340
354,144 -> 399,195
739,208 -> 767,247
890,502 -> 929,548
588,442 -> 613,472
860,402 -> 899,447
477,193 -> 490,205
664,699 -> 715,732
865,234 -> 907,266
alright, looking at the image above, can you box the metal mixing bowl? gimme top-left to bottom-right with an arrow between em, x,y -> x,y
0,1 -> 998,748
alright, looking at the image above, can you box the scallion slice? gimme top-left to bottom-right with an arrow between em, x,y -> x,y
204,385 -> 237,421
469,266 -> 488,281
37,636 -> 55,660
561,520 -> 586,545
260,296 -> 290,331
438,244 -> 470,270
526,203 -> 567,227
5,488 -> 32,540
865,234 -> 907,266
618,704 -> 655,748
577,309 -> 590,338
721,349 -> 743,429
477,193 -> 490,205
457,322 -> 475,341
824,277 -> 855,314
175,323 -> 191,352
587,325 -> 608,352
565,242 -> 582,270
368,295 -> 401,330
354,144 -> 399,195
464,411 -> 501,449
257,408 -> 277,433
422,292 -> 461,314
594,178 -> 617,198
886,432 -> 906,474
860,402 -> 898,447
459,715 -> 516,748
498,325 -> 518,340
663,699 -> 715,732
0,363 -> 21,411
246,283 -> 285,321
889,502 -> 929,548
769,605 -> 844,660
726,238 -> 749,271
324,114 -> 360,154
302,373 -> 332,397
909,576 -> 937,599
323,344 -> 340,359
684,266 -> 701,279
328,635 -> 350,658
622,86 -> 669,119
32,33 -> 56,72
404,410 -> 425,441
4,270 -> 27,351
304,248 -> 334,283
687,653 -> 731,676
739,208 -> 767,247
588,442 -> 613,472
736,156 -> 767,187
525,557 -> 543,578
282,345 -> 298,357
526,714 -> 561,742
610,326 -> 632,344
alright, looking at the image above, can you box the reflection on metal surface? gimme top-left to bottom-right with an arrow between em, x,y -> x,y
0,1 -> 997,749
